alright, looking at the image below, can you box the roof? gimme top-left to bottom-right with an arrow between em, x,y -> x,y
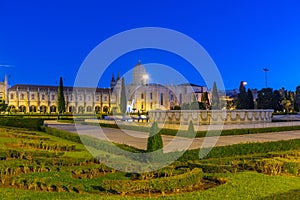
177,83 -> 205,87
8,84 -> 111,93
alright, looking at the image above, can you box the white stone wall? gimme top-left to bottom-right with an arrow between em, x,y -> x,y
148,110 -> 274,125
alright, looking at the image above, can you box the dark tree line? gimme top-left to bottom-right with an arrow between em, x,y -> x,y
227,80 -> 300,113
238,85 -> 300,113
237,81 -> 255,109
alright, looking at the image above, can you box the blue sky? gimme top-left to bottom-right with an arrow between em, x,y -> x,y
0,0 -> 299,90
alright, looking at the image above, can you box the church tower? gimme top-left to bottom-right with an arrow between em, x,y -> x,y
132,60 -> 147,85
110,73 -> 116,89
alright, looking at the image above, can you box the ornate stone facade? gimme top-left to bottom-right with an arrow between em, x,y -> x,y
148,110 -> 274,124
3,60 -> 207,113
121,61 -> 207,112
7,85 -> 112,113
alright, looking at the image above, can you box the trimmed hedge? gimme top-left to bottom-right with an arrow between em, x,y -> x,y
0,117 -> 43,130
102,168 -> 203,195
187,161 -> 237,173
179,139 -> 300,161
17,141 -> 76,151
162,126 -> 300,138
44,127 -> 81,143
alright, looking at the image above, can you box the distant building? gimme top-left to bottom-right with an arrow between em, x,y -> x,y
0,76 -> 8,103
118,61 -> 207,112
2,61 -> 207,113
7,85 -> 112,113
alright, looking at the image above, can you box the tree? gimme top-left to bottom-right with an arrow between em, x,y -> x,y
186,120 -> 196,138
57,77 -> 66,114
294,86 -> 300,112
190,101 -> 200,110
257,88 -> 272,109
201,92 -> 210,109
257,88 -> 278,110
281,89 -> 294,113
237,81 -> 249,109
211,81 -> 220,109
120,77 -> 127,115
147,122 -> 163,152
181,102 -> 190,110
247,89 -> 255,109
273,90 -> 283,112
0,100 -> 8,113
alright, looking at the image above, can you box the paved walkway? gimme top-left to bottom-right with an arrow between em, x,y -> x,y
45,121 -> 300,153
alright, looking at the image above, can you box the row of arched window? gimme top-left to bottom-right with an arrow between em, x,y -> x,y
8,105 -> 109,113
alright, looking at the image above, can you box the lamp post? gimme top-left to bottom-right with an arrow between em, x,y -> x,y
263,68 -> 269,88
142,74 -> 149,111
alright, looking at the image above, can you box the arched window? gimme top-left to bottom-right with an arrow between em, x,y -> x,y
103,106 -> 109,113
50,105 -> 57,113
29,105 -> 36,112
78,106 -> 84,113
40,105 -> 47,113
19,105 -> 26,112
69,106 -> 75,113
86,106 -> 92,112
95,106 -> 101,113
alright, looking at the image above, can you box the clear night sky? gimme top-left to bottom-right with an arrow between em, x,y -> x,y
0,1 -> 299,90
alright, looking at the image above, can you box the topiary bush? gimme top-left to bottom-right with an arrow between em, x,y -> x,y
147,122 -> 163,153
186,120 -> 196,138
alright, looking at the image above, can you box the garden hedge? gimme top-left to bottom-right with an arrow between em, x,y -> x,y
102,168 -> 203,195
0,117 -> 43,130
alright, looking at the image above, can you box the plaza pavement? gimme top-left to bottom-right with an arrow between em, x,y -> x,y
45,120 -> 300,153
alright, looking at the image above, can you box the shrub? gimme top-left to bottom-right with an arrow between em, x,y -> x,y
179,139 -> 300,161
44,127 -> 81,143
0,117 -> 43,130
147,122 -> 163,153
102,168 -> 203,195
254,159 -> 284,175
283,162 -> 300,175
186,121 -> 196,138
188,160 -> 237,173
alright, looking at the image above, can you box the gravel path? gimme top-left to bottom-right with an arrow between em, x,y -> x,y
45,120 -> 300,153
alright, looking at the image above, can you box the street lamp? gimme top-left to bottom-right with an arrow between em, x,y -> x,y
263,68 -> 269,88
142,74 -> 149,85
142,74 -> 149,111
